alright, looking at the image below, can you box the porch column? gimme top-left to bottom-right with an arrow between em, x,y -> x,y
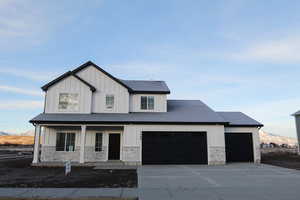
80,125 -> 86,163
32,124 -> 41,164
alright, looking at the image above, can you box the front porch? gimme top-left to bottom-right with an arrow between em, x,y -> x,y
32,160 -> 138,169
32,124 -> 141,165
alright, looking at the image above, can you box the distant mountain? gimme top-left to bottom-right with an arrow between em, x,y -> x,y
19,130 -> 34,136
259,130 -> 298,146
0,131 -> 10,136
0,130 -> 34,136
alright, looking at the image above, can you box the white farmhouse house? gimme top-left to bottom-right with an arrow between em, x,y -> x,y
30,61 -> 263,165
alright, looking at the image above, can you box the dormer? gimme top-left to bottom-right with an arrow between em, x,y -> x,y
121,80 -> 170,112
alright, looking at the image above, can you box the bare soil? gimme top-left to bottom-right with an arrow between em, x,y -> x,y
261,151 -> 300,170
0,158 -> 137,188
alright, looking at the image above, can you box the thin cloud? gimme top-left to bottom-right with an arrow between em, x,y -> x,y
0,68 -> 57,81
109,62 -> 174,80
0,0 -> 104,49
230,36 -> 300,63
0,85 -> 42,96
0,100 -> 43,110
235,98 -> 300,138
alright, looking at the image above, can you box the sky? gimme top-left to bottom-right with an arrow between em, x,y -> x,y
0,0 -> 300,137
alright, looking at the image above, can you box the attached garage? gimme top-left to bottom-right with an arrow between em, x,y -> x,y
142,131 -> 207,164
225,133 -> 254,162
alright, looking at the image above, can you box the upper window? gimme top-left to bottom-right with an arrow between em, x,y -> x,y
106,94 -> 114,109
56,132 -> 75,152
141,96 -> 154,110
58,93 -> 79,111
95,133 -> 103,152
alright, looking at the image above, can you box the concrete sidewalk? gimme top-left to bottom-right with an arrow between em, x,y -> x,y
0,188 -> 138,199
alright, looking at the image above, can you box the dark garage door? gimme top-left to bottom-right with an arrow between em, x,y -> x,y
142,132 -> 207,164
225,133 -> 254,162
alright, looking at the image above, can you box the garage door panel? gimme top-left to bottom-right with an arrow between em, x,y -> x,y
142,131 -> 207,164
225,133 -> 254,162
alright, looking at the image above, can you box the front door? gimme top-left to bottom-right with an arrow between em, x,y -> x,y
108,133 -> 120,160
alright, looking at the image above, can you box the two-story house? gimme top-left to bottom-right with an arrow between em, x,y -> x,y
30,61 -> 263,165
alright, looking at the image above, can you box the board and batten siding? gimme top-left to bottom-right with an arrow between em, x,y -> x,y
42,127 -> 110,147
76,65 -> 129,113
44,76 -> 92,113
129,94 -> 167,112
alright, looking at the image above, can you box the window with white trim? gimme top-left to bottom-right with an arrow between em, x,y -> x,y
95,133 -> 103,152
141,96 -> 154,110
58,93 -> 79,111
106,94 -> 114,109
56,132 -> 75,151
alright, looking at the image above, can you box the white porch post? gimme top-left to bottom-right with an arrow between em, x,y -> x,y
80,125 -> 86,163
32,124 -> 41,164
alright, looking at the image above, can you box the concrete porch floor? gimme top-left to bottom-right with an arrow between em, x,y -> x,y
32,160 -> 138,169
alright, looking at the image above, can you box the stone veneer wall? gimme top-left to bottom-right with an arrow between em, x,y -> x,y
41,146 -> 80,162
208,146 -> 226,165
122,146 -> 141,165
84,146 -> 107,162
254,146 -> 261,163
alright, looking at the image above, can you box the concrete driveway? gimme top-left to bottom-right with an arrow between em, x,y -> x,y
138,164 -> 300,200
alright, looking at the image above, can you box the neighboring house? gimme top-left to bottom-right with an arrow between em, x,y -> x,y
30,61 -> 263,165
292,111 -> 300,154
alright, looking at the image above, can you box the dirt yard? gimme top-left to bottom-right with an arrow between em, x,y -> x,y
261,150 -> 300,170
0,158 -> 137,188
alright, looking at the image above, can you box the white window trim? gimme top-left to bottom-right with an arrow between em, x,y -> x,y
58,93 -> 79,112
105,94 -> 114,110
141,96 -> 154,110
56,132 -> 76,152
95,132 -> 103,152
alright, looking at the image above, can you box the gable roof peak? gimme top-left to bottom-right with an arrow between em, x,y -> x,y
72,61 -> 133,92
41,70 -> 96,92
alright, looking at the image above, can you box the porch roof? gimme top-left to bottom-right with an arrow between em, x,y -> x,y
30,100 -> 263,127
30,100 -> 228,125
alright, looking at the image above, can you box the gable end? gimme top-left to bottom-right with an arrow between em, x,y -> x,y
41,71 -> 96,92
72,61 -> 133,92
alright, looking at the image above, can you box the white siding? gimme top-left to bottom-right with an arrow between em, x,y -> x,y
76,65 -> 129,113
224,127 -> 261,163
123,124 -> 225,163
42,127 -> 81,147
45,76 -> 92,113
42,126 -> 124,162
129,94 -> 167,112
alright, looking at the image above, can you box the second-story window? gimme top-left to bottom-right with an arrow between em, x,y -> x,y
58,93 -> 79,111
106,94 -> 114,109
141,96 -> 154,110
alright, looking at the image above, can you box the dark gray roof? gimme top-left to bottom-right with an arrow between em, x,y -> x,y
42,61 -> 170,94
120,80 -> 170,94
41,71 -> 96,92
30,100 -> 227,125
292,110 -> 300,116
217,112 -> 263,127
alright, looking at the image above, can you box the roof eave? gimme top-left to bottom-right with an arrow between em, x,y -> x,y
41,71 -> 96,92
130,91 -> 171,94
29,120 -> 228,125
72,61 -> 133,92
225,124 -> 264,127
